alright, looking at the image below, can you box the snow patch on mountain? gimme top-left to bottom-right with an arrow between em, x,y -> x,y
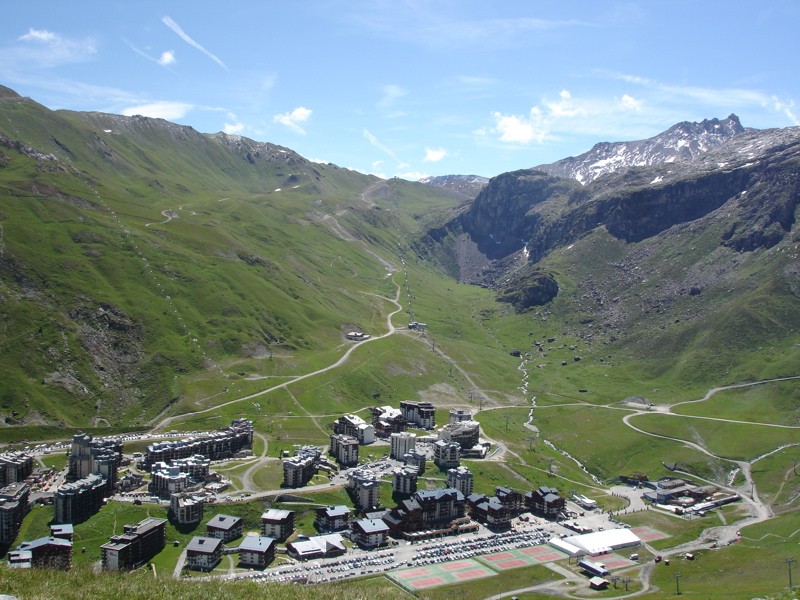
535,114 -> 746,185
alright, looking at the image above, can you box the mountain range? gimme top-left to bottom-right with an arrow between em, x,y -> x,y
0,83 -> 798,432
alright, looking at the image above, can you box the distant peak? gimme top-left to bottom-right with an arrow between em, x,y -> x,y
0,85 -> 24,100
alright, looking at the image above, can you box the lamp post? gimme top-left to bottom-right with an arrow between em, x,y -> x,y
787,557 -> 796,590
674,572 -> 682,595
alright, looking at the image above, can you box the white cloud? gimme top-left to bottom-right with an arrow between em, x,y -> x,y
223,122 -> 244,134
423,147 -> 448,162
9,28 -> 96,68
19,29 -> 56,43
158,50 -> 176,66
162,15 -> 227,70
396,171 -> 430,181
545,90 -> 585,118
363,129 -> 401,162
620,94 -> 642,111
121,101 -> 194,120
769,96 -> 799,126
490,108 -> 548,144
379,84 -> 407,108
222,112 -> 244,134
273,106 -> 312,134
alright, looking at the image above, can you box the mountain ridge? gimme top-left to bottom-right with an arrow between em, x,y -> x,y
534,113 -> 747,184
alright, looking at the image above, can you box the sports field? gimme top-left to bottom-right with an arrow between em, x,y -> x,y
388,559 -> 497,591
477,544 -> 566,570
630,526 -> 670,542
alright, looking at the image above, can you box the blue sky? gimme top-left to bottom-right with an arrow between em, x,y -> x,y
1,1 -> 798,180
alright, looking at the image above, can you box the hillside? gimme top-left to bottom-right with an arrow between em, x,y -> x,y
424,118 -> 800,388
0,86 -> 463,429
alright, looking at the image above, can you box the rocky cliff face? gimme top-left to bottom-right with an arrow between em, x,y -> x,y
426,119 -> 800,310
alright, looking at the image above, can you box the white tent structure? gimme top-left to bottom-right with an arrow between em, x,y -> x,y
562,529 -> 641,556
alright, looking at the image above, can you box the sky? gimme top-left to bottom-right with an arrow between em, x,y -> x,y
1,1 -> 799,180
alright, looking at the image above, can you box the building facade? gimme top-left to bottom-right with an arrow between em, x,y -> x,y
0,452 -> 34,487
333,414 -> 375,445
351,518 -> 389,549
282,452 -> 318,488
314,505 -> 352,532
347,469 -> 380,511
54,473 -> 108,524
238,535 -> 275,568
438,420 -> 481,450
384,488 -> 466,538
400,401 -> 436,430
0,482 -> 30,546
100,517 -> 167,571
185,536 -> 223,571
371,406 -> 406,437
9,536 -> 72,569
392,467 -> 419,495
261,509 -> 294,542
206,514 -> 243,542
525,486 -> 565,518
329,434 -> 359,467
447,466 -> 473,497
169,493 -> 204,525
389,432 -> 416,460
144,419 -> 253,468
433,440 -> 461,469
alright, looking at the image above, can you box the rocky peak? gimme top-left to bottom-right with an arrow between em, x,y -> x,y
536,114 -> 745,185
418,174 -> 489,200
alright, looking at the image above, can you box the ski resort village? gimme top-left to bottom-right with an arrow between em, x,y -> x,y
0,396 -> 745,595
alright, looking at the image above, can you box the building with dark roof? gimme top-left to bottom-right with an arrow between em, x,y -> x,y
525,486 -> 565,518
206,514 -> 243,542
351,518 -> 389,549
238,535 -> 275,568
384,487 -> 466,538
186,536 -> 224,571
10,536 -> 72,570
402,450 -> 427,474
50,524 -> 74,542
468,494 -> 513,529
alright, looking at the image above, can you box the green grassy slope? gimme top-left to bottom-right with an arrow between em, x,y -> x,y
0,94 -> 470,429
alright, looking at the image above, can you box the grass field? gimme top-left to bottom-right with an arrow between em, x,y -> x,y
628,412 -> 799,461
